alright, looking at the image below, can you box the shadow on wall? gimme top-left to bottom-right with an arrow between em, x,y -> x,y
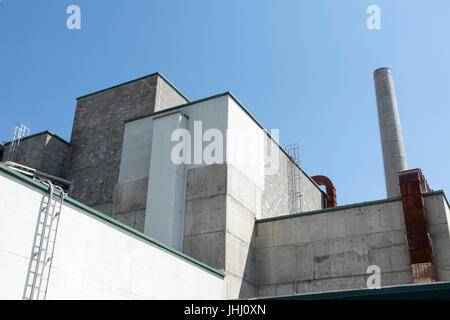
238,226 -> 257,299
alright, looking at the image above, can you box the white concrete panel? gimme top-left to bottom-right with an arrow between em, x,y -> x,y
145,113 -> 188,250
227,97 -> 265,190
0,170 -> 224,300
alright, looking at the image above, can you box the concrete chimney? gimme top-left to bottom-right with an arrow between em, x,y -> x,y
374,67 -> 408,198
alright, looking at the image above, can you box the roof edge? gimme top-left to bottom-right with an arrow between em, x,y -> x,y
124,92 -> 230,123
3,130 -> 70,146
0,163 -> 224,278
226,92 -> 327,196
257,280 -> 450,300
76,72 -> 190,102
124,91 -> 327,196
256,190 -> 447,224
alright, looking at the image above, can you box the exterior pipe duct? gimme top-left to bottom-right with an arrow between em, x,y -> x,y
312,175 -> 337,208
374,67 -> 408,198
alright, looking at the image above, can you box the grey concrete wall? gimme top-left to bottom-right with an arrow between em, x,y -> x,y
424,193 -> 450,281
183,164 -> 257,299
68,74 -> 188,217
254,192 -> 450,298
262,136 -> 325,219
155,75 -> 189,112
112,177 -> 148,232
226,165 -> 258,299
3,132 -> 70,179
255,199 -> 410,297
183,164 -> 227,271
40,135 -> 70,178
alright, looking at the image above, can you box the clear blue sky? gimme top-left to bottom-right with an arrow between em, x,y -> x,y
0,0 -> 448,205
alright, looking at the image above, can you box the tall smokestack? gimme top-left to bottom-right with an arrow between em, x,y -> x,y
374,67 -> 408,198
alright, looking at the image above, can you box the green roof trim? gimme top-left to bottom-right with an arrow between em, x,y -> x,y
256,190 -> 448,224
0,163 -> 224,278
3,130 -> 70,146
124,91 -> 327,197
124,92 -> 229,124
76,72 -> 190,102
259,281 -> 450,300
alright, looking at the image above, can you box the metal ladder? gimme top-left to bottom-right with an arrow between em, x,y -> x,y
8,124 -> 30,162
24,180 -> 66,300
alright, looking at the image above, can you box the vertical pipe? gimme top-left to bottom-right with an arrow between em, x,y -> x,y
374,68 -> 408,198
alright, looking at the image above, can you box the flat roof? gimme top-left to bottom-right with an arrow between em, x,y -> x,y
76,72 -> 190,102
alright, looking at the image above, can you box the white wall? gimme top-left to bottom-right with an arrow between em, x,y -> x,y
0,169 -> 224,300
145,112 -> 188,250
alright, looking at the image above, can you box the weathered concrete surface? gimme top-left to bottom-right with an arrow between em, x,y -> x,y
183,164 -> 257,299
117,93 -> 325,242
424,193 -> 450,281
262,136 -> 326,218
112,177 -> 148,232
254,192 -> 450,297
226,165 -> 258,299
3,131 -> 70,179
374,68 -> 408,198
183,164 -> 227,271
113,116 -> 154,231
68,74 -> 188,217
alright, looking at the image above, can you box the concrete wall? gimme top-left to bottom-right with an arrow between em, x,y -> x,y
119,95 -> 229,240
254,192 -> 450,298
119,93 -> 325,236
225,165 -> 258,299
0,167 -> 224,300
118,93 -> 326,298
145,112 -> 189,250
155,75 -> 189,112
68,74 -> 188,217
114,117 -> 154,231
183,164 -> 227,273
261,136 -> 325,218
3,132 -> 70,179
227,97 -> 325,219
182,164 -> 257,299
425,193 -> 450,281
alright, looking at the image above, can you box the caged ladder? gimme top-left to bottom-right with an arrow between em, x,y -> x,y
24,180 -> 66,300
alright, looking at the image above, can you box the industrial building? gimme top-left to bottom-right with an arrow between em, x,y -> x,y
0,68 -> 449,300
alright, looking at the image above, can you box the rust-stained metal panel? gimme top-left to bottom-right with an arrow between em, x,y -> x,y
411,262 -> 436,284
399,168 -> 436,283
